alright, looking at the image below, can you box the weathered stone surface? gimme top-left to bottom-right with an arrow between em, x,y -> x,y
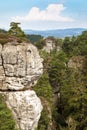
3,90 -> 43,130
0,66 -> 5,89
0,44 -> 2,65
43,38 -> 55,53
42,38 -> 61,53
0,42 -> 43,90
0,41 -> 43,130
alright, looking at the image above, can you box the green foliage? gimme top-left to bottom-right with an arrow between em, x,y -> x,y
33,74 -> 53,103
8,22 -> 26,38
33,74 -> 53,130
0,33 -> 12,44
62,37 -> 71,54
44,31 -> 87,129
75,31 -> 87,55
35,39 -> 45,49
49,51 -> 68,89
60,68 -> 87,129
32,30 -> 87,129
0,32 -> 28,44
46,36 -> 56,41
0,94 -> 18,130
0,28 -> 87,130
26,34 -> 43,43
0,23 -> 30,44
62,31 -> 87,56
38,109 -> 50,130
39,50 -> 52,73
56,38 -> 63,47
0,29 -> 7,33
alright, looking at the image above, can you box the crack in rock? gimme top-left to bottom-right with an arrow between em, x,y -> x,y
0,42 -> 43,90
0,42 -> 43,130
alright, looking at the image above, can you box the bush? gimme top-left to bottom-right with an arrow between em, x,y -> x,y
0,94 -> 18,130
35,39 -> 45,49
37,109 -> 50,130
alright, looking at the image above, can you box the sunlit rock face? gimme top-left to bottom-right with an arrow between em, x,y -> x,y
43,38 -> 56,53
42,38 -> 61,53
0,42 -> 43,130
0,42 -> 43,90
5,90 -> 43,130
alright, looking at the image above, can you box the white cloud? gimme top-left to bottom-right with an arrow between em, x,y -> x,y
12,4 -> 74,23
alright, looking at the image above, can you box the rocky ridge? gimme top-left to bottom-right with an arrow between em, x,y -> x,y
0,41 -> 43,130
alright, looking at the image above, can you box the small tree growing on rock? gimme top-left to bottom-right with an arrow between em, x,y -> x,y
8,22 -> 26,37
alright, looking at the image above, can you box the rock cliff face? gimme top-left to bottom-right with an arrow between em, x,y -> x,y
42,38 -> 61,53
4,90 -> 43,130
0,41 -> 43,130
43,38 -> 56,53
0,42 -> 43,90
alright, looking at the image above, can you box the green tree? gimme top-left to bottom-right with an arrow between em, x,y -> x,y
62,37 -> 71,54
35,39 -> 45,49
33,74 -> 53,103
56,38 -> 63,47
48,51 -> 68,89
8,22 -> 25,37
26,34 -> 43,43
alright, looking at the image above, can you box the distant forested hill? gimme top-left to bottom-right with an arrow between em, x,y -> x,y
24,28 -> 87,38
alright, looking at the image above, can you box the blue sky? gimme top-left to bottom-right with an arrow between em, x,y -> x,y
0,0 -> 87,30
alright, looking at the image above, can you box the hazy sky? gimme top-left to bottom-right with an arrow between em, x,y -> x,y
0,0 -> 87,30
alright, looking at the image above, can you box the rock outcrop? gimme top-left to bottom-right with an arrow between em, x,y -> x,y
0,41 -> 43,130
43,38 -> 56,53
4,90 -> 43,130
0,42 -> 43,90
42,38 -> 61,53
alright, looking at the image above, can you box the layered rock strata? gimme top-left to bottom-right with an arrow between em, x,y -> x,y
0,42 -> 43,130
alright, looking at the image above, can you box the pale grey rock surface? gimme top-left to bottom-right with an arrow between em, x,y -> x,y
42,38 -> 61,53
0,41 -> 43,130
4,90 -> 43,130
43,38 -> 55,53
0,42 -> 43,90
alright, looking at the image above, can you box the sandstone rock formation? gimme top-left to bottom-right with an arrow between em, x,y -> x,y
42,38 -> 61,53
0,42 -> 43,90
43,38 -> 56,53
0,41 -> 43,130
4,90 -> 43,130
